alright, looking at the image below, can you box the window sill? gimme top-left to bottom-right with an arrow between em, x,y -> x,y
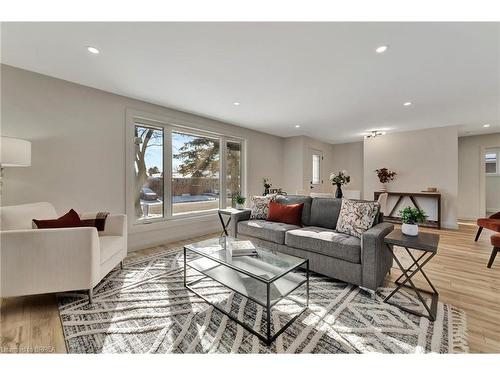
486,173 -> 500,177
129,210 -> 218,234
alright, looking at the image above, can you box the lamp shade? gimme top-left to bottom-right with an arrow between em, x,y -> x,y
1,137 -> 31,167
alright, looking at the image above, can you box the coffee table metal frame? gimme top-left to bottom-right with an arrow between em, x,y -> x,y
183,243 -> 309,345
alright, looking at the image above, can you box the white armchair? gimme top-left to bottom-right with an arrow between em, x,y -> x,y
0,202 -> 127,303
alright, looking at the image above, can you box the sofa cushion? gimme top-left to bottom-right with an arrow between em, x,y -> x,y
99,235 -> 125,264
237,220 -> 300,244
268,201 -> 304,226
275,195 -> 312,226
249,195 -> 276,219
285,226 -> 361,263
309,198 -> 342,229
336,199 -> 380,238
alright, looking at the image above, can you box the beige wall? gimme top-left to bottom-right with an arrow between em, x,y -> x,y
330,141 -> 364,196
364,126 -> 459,228
0,65 -> 285,250
458,133 -> 500,219
282,135 -> 334,194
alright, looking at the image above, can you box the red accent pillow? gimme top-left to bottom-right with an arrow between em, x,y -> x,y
33,209 -> 82,229
267,201 -> 304,226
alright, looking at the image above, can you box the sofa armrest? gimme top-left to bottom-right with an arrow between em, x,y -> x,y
1,227 -> 101,298
229,210 -> 252,237
100,214 -> 127,237
360,222 -> 394,291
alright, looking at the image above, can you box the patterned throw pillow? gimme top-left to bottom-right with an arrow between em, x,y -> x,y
336,199 -> 380,238
250,195 -> 276,220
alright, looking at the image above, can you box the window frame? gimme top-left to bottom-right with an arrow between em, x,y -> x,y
485,148 -> 500,176
125,109 -> 246,232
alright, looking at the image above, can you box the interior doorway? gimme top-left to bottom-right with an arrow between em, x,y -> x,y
307,148 -> 323,194
485,147 -> 500,216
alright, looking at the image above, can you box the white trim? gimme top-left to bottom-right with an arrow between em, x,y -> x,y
125,108 -> 247,234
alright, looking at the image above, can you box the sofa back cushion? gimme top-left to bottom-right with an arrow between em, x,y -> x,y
1,202 -> 58,230
309,198 -> 342,229
275,195 -> 312,226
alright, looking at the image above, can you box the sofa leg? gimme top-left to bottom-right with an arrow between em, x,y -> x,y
487,247 -> 499,268
120,260 -> 124,270
88,289 -> 93,305
475,227 -> 483,242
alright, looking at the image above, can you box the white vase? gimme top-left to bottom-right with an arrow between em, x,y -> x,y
380,183 -> 388,192
402,223 -> 419,236
235,203 -> 244,210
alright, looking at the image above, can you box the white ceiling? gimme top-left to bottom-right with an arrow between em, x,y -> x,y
2,22 -> 499,143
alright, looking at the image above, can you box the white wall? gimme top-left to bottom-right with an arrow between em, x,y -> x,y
330,141 -> 364,196
1,65 -> 285,250
486,176 -> 500,213
363,126 -> 459,229
458,133 -> 500,219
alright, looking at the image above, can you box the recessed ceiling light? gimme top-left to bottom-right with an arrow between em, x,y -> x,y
233,102 -> 240,106
403,101 -> 412,106
87,46 -> 100,54
295,125 -> 301,128
483,124 -> 491,128
375,45 -> 389,54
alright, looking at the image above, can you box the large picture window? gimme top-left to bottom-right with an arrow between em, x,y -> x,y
129,115 -> 244,225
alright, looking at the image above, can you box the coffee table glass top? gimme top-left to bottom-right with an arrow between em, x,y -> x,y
184,236 -> 306,282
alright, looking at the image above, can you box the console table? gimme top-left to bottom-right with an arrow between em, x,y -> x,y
374,191 -> 441,229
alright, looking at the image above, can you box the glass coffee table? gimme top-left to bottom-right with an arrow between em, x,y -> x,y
183,236 -> 309,345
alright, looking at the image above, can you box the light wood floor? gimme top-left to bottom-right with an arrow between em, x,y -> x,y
1,223 -> 499,353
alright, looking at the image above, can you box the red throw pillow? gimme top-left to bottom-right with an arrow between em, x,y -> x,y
33,209 -> 82,229
267,201 -> 304,226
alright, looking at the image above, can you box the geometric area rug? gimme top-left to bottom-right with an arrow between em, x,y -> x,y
57,248 -> 469,353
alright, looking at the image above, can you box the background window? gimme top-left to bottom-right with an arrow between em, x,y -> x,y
312,153 -> 321,184
226,141 -> 242,208
485,150 -> 499,175
134,124 -> 164,221
172,131 -> 220,215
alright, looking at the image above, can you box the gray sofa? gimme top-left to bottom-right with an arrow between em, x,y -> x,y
229,195 -> 394,292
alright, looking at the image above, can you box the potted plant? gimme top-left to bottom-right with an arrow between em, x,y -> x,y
399,206 -> 427,236
375,168 -> 397,192
329,170 -> 350,198
263,177 -> 272,196
233,194 -> 246,210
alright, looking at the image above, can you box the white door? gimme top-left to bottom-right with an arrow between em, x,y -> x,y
308,149 -> 323,194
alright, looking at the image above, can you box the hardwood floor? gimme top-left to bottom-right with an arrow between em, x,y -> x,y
1,224 -> 499,353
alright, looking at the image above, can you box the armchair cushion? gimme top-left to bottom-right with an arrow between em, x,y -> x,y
33,209 -> 82,229
1,202 -> 57,230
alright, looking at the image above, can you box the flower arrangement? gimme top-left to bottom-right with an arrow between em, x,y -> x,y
329,170 -> 351,185
375,168 -> 397,183
263,177 -> 272,195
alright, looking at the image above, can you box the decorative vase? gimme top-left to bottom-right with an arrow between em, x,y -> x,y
235,203 -> 244,210
380,183 -> 388,192
335,183 -> 343,199
402,223 -> 419,236
264,187 -> 269,196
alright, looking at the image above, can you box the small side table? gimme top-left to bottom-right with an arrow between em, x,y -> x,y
383,229 -> 440,321
217,208 -> 251,236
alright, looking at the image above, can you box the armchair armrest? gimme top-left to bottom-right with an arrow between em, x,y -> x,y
489,211 -> 500,219
1,227 -> 100,298
100,214 -> 127,237
229,209 -> 251,237
360,222 -> 394,291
